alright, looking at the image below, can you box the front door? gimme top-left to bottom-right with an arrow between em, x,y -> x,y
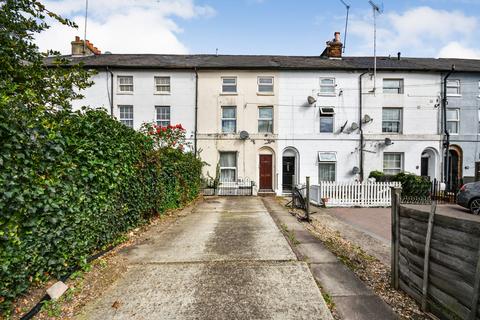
421,157 -> 429,179
282,156 -> 295,191
259,155 -> 273,190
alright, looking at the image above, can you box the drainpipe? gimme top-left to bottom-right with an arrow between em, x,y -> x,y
359,71 -> 369,182
106,67 -> 114,116
442,65 -> 455,189
194,67 -> 199,156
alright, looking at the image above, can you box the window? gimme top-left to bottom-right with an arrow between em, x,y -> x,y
156,106 -> 170,127
382,108 -> 402,133
119,105 -> 133,128
383,153 -> 403,175
258,76 -> 274,93
318,152 -> 336,182
478,81 -> 480,97
221,106 -> 236,133
258,106 -> 273,133
118,76 -> 133,93
319,107 -> 335,133
219,152 -> 237,182
319,78 -> 335,95
446,109 -> 459,134
383,79 -> 404,94
446,79 -> 460,96
222,77 -> 237,93
155,76 -> 170,94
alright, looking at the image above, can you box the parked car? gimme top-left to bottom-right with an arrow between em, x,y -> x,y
457,182 -> 480,214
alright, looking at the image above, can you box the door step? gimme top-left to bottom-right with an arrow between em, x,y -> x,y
258,190 -> 276,197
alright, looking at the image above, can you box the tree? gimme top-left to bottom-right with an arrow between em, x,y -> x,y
0,0 -> 91,113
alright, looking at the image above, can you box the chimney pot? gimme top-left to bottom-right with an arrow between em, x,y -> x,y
75,36 -> 80,42
334,32 -> 341,42
397,52 -> 401,60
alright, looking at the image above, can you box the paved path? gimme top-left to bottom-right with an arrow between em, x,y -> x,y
263,198 -> 397,320
78,197 -> 332,320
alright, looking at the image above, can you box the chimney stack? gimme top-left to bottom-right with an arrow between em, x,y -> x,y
71,36 -> 101,57
321,32 -> 343,59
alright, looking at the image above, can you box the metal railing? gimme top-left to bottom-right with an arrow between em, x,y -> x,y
201,178 -> 254,196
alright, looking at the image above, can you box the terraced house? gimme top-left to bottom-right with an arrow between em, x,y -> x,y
57,34 -> 480,195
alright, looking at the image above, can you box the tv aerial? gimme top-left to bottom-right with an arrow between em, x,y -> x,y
339,0 -> 350,53
368,0 -> 383,93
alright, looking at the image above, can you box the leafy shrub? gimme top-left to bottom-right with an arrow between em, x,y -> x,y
0,107 -> 202,313
368,171 -> 431,198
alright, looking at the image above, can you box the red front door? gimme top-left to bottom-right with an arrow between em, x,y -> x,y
259,155 -> 273,190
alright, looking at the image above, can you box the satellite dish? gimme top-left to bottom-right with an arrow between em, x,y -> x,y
362,114 -> 372,123
350,122 -> 359,131
307,96 -> 317,105
239,131 -> 249,140
352,166 -> 360,174
384,137 -> 393,146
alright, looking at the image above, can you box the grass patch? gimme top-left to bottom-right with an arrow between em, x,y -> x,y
280,223 -> 300,246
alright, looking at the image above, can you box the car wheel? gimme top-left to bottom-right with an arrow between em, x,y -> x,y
470,198 -> 480,214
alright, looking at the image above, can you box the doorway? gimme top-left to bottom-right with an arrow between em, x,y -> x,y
259,155 -> 273,190
282,157 -> 295,191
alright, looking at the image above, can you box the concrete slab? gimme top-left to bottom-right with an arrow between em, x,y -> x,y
77,197 -> 332,320
79,262 -> 331,320
310,263 -> 373,297
290,229 -> 319,244
334,295 -> 398,320
296,243 -> 338,263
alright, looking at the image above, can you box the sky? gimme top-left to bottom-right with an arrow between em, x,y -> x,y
35,0 -> 480,58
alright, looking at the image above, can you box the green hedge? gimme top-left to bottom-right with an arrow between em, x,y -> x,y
0,107 -> 202,313
368,171 -> 431,199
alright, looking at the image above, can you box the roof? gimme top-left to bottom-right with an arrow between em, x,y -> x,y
44,54 -> 480,73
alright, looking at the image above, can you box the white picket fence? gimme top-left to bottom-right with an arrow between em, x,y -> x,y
309,181 -> 401,207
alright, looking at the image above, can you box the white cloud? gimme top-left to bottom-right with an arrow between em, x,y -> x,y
35,0 -> 216,54
347,6 -> 479,58
438,42 -> 480,59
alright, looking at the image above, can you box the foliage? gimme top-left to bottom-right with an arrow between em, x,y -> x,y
0,0 -> 92,113
140,123 -> 187,150
368,171 -> 431,198
0,107 -> 203,314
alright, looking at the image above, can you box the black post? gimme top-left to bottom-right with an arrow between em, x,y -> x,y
358,71 -> 369,182
442,65 -> 455,190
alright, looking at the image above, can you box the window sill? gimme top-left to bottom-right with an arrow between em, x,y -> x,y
117,92 -> 134,95
220,93 -> 238,96
447,94 -> 462,97
317,93 -> 336,97
257,92 -> 274,96
154,92 -> 171,95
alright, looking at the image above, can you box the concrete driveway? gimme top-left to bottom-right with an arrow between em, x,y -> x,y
77,197 -> 332,320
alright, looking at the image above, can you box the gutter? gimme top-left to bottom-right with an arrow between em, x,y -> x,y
442,65 -> 455,188
106,66 -> 114,116
194,67 -> 199,156
358,71 -> 369,182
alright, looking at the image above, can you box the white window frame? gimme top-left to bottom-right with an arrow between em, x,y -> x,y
383,78 -> 404,94
118,105 -> 133,128
219,151 -> 237,182
221,77 -> 237,94
154,76 -> 171,94
319,77 -> 336,96
221,106 -> 237,133
446,109 -> 460,135
446,79 -> 461,96
257,76 -> 274,94
383,153 -> 403,175
156,106 -> 171,127
318,152 -> 337,182
117,75 -> 133,94
319,107 -> 335,133
382,108 -> 402,133
258,106 -> 274,133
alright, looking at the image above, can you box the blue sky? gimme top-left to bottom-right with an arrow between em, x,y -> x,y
36,0 -> 480,58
